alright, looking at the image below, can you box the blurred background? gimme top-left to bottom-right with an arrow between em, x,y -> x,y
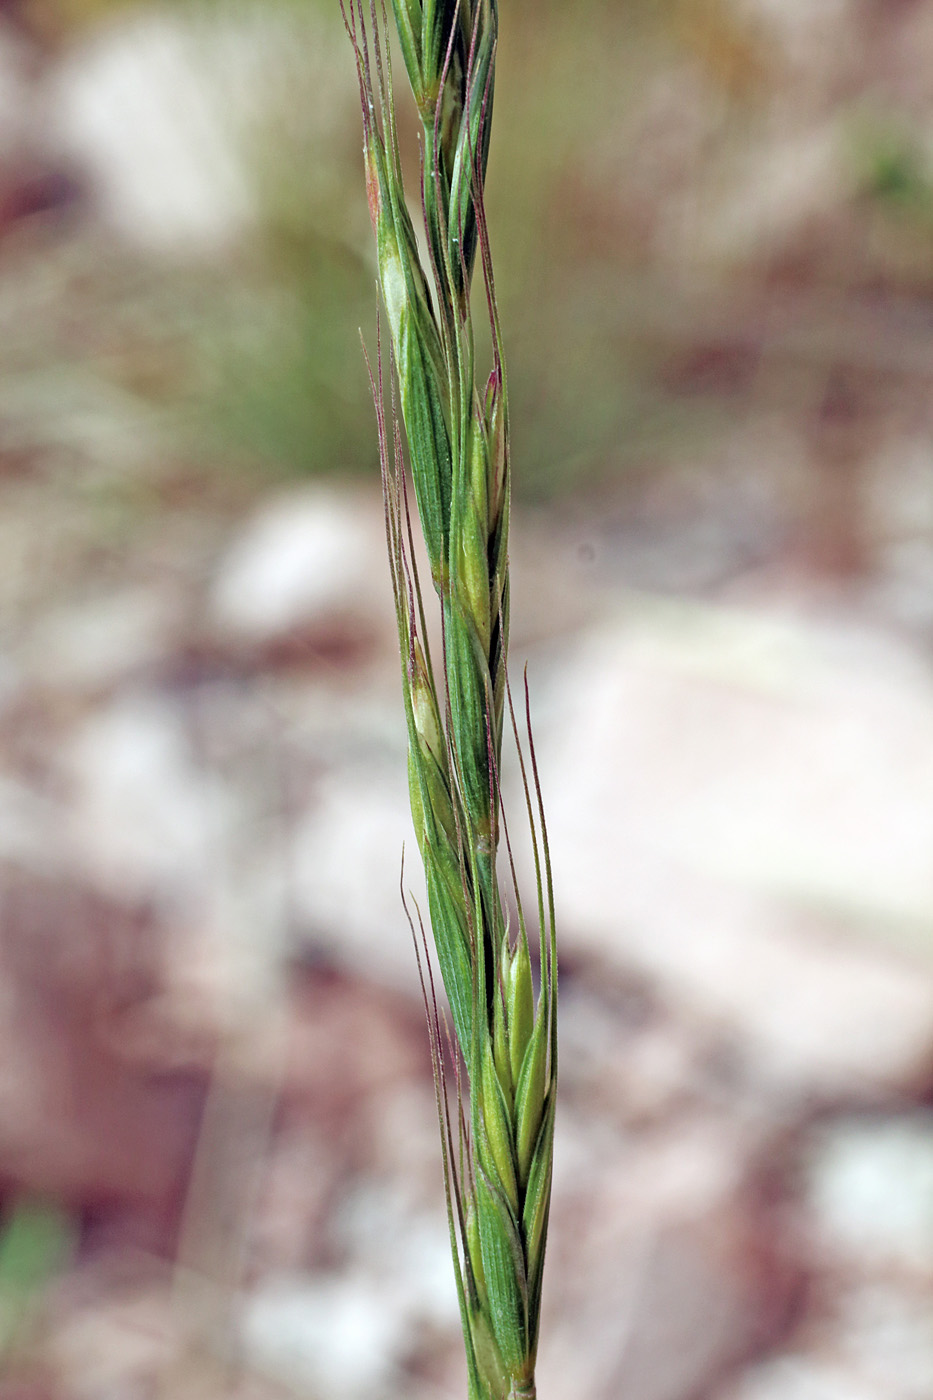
1,0 -> 933,1396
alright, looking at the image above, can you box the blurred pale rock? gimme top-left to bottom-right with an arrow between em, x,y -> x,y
723,1355 -> 878,1400
0,777 -> 63,871
874,538 -> 933,632
833,1281 -> 933,1395
804,1115 -> 933,1274
46,1285 -> 176,1400
728,1115 -> 933,1399
702,122 -> 845,263
23,587 -> 177,692
62,692 -> 294,1031
46,1281 -> 294,1400
289,760 -> 420,989
47,4 -> 356,251
332,1180 -> 459,1330
64,694 -> 233,899
740,0 -> 860,77
542,1112 -> 793,1400
240,1274 -> 406,1400
724,1280 -> 933,1400
538,598 -> 933,1093
48,9 -> 252,250
209,490 -> 384,645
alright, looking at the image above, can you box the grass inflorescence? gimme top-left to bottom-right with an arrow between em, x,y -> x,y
340,3 -> 557,1397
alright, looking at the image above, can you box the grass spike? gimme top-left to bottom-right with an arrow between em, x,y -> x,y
345,3 -> 556,1395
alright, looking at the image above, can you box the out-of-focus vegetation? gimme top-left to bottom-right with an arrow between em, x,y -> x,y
0,1200 -> 73,1356
5,0 -> 933,533
0,0 -> 792,500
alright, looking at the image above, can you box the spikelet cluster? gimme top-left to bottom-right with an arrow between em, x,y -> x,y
341,3 -> 556,1398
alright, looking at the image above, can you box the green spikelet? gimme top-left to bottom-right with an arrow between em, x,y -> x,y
342,2 -> 557,1396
